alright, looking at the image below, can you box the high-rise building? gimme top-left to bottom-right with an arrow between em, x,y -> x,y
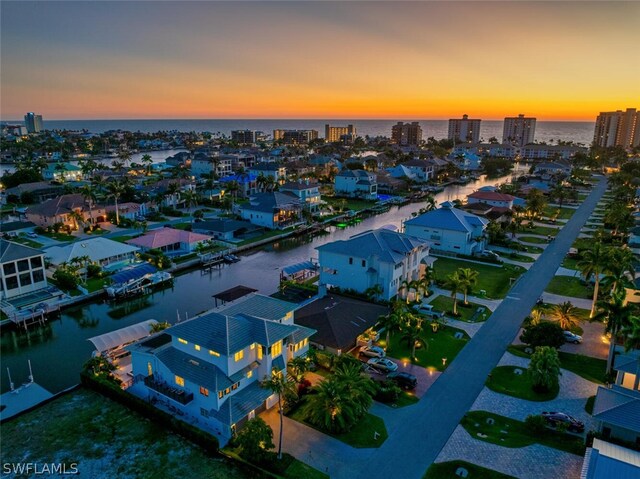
231,130 -> 259,144
273,129 -> 318,145
325,124 -> 356,143
448,114 -> 481,144
24,112 -> 43,134
391,122 -> 422,146
593,108 -> 640,148
502,114 -> 536,146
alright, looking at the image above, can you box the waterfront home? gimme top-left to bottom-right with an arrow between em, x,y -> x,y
126,228 -> 212,254
104,202 -> 148,221
452,143 -> 518,159
146,179 -> 196,209
43,162 -> 83,182
25,194 -> 108,229
532,160 -> 572,178
467,190 -> 515,209
294,294 -> 389,355
190,154 -> 235,178
249,163 -> 286,183
44,237 -> 140,268
126,304 -> 314,443
192,219 -> 258,242
316,228 -> 430,301
398,159 -> 435,182
165,151 -> 191,167
581,439 -> 640,479
334,169 -> 377,200
279,180 -> 322,212
238,192 -> 304,230
219,173 -> 258,199
0,239 -> 48,301
4,181 -> 64,203
404,201 -> 488,255
215,293 -> 297,324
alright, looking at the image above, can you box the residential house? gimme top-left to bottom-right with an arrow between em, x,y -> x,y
532,160 -> 572,178
249,163 -> 287,184
0,240 -> 48,301
592,385 -> 640,445
44,237 -> 140,268
467,191 -> 515,209
520,144 -> 587,160
104,202 -> 148,221
127,299 -> 314,443
219,173 -> 258,199
581,439 -> 640,479
404,201 -> 489,255
238,192 -> 303,230
280,180 -> 322,212
146,179 -> 196,209
625,277 -> 640,304
192,219 -> 258,242
294,294 -> 389,355
612,351 -> 640,391
126,228 -> 212,254
4,181 -> 64,203
25,194 -> 107,229
165,152 -> 191,167
334,170 -> 377,200
398,159 -> 435,182
316,228 -> 430,301
43,162 -> 83,182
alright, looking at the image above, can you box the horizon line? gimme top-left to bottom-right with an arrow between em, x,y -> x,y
1,117 -> 597,123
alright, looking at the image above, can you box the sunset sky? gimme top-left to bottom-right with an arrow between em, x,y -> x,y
1,1 -> 639,121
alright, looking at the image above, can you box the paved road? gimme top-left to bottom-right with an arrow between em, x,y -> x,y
352,176 -> 608,479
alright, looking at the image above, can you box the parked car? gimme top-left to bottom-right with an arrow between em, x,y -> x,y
387,371 -> 417,390
413,304 -> 445,319
27,232 -> 38,238
541,412 -> 585,433
563,331 -> 582,344
477,250 -> 500,260
360,345 -> 386,358
367,357 -> 398,372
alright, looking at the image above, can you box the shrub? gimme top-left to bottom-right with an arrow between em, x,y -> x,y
87,264 -> 102,278
520,321 -> 565,349
374,380 -> 401,403
53,269 -> 79,291
524,414 -> 547,437
234,418 -> 274,463
528,346 -> 561,393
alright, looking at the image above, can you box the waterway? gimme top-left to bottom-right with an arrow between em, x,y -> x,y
0,168 -> 527,394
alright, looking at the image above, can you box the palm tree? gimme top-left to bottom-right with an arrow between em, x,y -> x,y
601,247 -> 635,296
181,190 -> 200,224
118,147 -> 132,169
364,284 -> 383,301
256,173 -> 267,192
106,180 -> 125,225
80,185 -> 96,227
550,183 -> 568,208
166,182 -> 181,209
399,279 -> 411,302
303,378 -> 355,434
68,210 -> 84,231
378,311 -> 403,349
578,242 -> 609,318
528,346 -> 561,393
593,293 -> 636,374
287,356 -> 311,385
262,369 -> 295,460
150,321 -> 171,333
445,272 -> 464,315
547,301 -> 581,330
141,154 -> 153,176
457,268 -> 479,305
401,314 -> 423,359
332,362 -> 375,416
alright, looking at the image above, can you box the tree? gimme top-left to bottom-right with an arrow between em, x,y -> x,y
519,321 -> 565,349
547,301 -> 581,330
578,242 -> 609,318
150,321 -> 171,333
549,183 -> 568,208
303,377 -> 355,434
287,356 -> 310,385
68,210 -> 85,231
528,346 -> 561,393
601,247 -> 635,296
445,271 -> 464,315
457,267 -> 479,305
262,369 -> 296,459
525,189 -> 547,220
378,311 -> 403,349
332,362 -> 375,417
166,182 -> 181,209
364,284 -> 383,301
234,417 -> 274,463
80,185 -> 96,227
141,154 -> 153,176
401,314 -> 423,359
593,293 -> 635,374
106,180 -> 125,225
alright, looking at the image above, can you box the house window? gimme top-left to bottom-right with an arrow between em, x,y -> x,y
218,391 -> 224,399
232,382 -> 239,390
17,260 -> 29,272
178,338 -> 188,345
349,257 -> 353,265
175,375 -> 185,387
246,371 -> 253,379
234,350 -> 244,362
225,387 -> 230,394
147,362 -> 153,376
271,340 -> 282,357
30,257 -> 43,268
199,386 -> 209,396
361,260 -> 366,267
209,349 -> 220,357
250,343 -> 255,350
257,346 -> 263,360
200,408 -> 209,418
32,269 -> 44,283
194,344 -> 201,351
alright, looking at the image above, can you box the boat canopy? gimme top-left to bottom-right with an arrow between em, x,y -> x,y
88,319 -> 158,353
282,261 -> 317,276
111,263 -> 157,285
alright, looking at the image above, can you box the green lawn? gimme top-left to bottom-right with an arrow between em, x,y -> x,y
236,227 -> 294,247
505,252 -> 535,263
543,206 -> 576,220
461,411 -> 585,456
110,234 -> 137,243
507,345 -> 607,384
527,225 -> 561,237
429,296 -> 489,322
81,277 -> 108,293
224,447 -> 328,479
11,236 -> 44,248
383,325 -> 469,371
41,231 -> 76,242
561,257 -> 581,271
515,243 -> 545,254
1,388 -> 252,479
288,406 -> 388,448
486,366 -> 559,401
424,461 -> 516,479
433,257 -> 525,299
545,275 -> 592,299
518,236 -> 548,244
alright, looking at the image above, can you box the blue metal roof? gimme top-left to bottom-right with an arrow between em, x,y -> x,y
282,261 -> 317,275
111,263 -> 157,285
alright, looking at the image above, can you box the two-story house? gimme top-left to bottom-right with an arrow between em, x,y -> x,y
398,159 -> 435,182
467,191 -> 515,209
316,228 -> 430,301
127,295 -> 314,444
280,180 -> 322,213
238,192 -> 304,230
249,163 -> 287,184
0,239 -> 48,301
25,194 -> 108,229
334,170 -> 377,200
404,201 -> 488,255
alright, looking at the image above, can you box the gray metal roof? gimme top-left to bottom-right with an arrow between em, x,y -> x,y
405,202 -> 489,232
216,294 -> 296,322
210,381 -> 273,426
242,191 -> 302,213
593,385 -> 640,433
584,439 -> 640,479
0,239 -> 43,263
156,345 -> 234,391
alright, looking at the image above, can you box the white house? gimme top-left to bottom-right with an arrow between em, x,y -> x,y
0,240 -> 48,301
238,192 -> 304,230
404,201 -> 488,255
44,237 -> 140,268
127,295 -> 314,444
397,159 -> 435,182
280,180 -> 322,212
334,170 -> 377,200
316,228 -> 430,301
249,163 -> 287,183
467,191 -> 515,209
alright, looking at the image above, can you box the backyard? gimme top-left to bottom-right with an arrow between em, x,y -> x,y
432,257 -> 525,299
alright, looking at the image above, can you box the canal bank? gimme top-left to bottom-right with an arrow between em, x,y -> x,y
0,169 -> 526,394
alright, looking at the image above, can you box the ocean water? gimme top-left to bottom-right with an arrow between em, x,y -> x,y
6,119 -> 595,146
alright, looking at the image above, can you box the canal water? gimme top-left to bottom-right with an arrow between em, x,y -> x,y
0,168 -> 527,393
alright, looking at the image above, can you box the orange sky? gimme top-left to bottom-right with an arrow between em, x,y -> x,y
1,1 -> 639,120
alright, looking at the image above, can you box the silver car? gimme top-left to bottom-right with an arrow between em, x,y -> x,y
563,331 -> 582,344
367,357 -> 398,372
360,346 -> 386,358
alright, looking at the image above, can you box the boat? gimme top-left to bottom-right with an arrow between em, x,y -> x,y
106,264 -> 173,299
223,254 -> 241,263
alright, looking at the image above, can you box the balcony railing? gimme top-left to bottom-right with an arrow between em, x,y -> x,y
144,374 -> 194,405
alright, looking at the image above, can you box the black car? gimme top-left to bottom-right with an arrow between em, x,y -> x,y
387,372 -> 417,390
541,412 -> 585,433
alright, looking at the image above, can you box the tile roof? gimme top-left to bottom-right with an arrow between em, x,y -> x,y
467,191 -> 515,202
404,202 -> 489,233
614,352 -> 640,374
316,228 -> 428,264
25,194 -> 89,217
593,385 -> 640,433
336,169 -> 374,179
0,239 -> 43,263
281,181 -> 319,191
126,228 -> 212,249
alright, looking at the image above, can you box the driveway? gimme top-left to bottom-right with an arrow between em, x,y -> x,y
379,357 -> 442,399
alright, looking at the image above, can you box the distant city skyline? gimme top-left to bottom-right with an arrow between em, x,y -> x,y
2,1 -> 639,121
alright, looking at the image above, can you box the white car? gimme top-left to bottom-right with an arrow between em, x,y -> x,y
563,331 -> 582,344
360,346 -> 386,358
367,357 -> 398,372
